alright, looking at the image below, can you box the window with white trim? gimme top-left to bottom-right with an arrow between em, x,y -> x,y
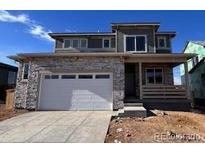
146,68 -> 163,84
103,39 -> 110,48
23,63 -> 29,80
64,40 -> 71,48
80,39 -> 87,48
157,37 -> 167,48
64,39 -> 87,48
72,39 -> 79,48
125,35 -> 146,52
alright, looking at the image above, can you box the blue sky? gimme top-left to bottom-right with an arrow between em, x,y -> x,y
1,10 -> 205,84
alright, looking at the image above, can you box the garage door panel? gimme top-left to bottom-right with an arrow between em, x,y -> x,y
39,73 -> 113,111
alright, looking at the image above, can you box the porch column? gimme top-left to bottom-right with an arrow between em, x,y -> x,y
184,61 -> 190,99
139,62 -> 143,99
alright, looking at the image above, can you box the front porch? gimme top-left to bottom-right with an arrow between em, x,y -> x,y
124,54 -> 192,110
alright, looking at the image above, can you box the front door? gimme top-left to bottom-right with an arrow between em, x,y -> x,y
125,64 -> 136,97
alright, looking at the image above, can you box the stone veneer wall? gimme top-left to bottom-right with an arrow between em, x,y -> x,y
15,63 -> 28,109
15,57 -> 125,110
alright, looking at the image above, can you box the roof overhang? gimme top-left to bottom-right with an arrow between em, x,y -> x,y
8,52 -> 196,64
111,22 -> 160,31
49,33 -> 116,39
155,32 -> 176,38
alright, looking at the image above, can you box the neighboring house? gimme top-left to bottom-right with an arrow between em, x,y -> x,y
0,62 -> 18,102
9,22 -> 194,111
180,41 -> 205,106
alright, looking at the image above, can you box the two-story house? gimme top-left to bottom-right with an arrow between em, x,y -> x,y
9,22 -> 194,111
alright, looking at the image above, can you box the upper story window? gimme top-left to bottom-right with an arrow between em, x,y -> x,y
103,38 -> 110,48
72,39 -> 79,48
64,40 -> 71,48
23,63 -> 29,80
64,39 -> 87,48
125,35 -> 147,52
157,36 -> 167,48
80,39 -> 87,48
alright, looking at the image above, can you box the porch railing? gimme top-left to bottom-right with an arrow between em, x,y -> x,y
142,85 -> 187,99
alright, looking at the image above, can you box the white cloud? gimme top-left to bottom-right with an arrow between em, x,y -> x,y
0,10 -> 29,23
0,10 -> 54,42
30,25 -> 54,42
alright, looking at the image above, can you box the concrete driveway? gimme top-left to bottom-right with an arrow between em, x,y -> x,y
0,111 -> 112,143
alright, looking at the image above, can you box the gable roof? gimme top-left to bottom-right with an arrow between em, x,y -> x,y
189,57 -> 205,74
155,31 -> 176,38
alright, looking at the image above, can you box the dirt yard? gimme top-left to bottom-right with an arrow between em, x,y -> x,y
105,110 -> 205,143
0,104 -> 28,122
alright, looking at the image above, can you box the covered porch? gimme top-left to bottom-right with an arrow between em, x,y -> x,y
124,54 -> 194,105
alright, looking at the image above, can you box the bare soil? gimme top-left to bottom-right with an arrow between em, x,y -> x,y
105,111 -> 205,143
0,104 -> 28,122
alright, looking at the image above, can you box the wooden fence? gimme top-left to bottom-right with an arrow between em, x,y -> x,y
5,89 -> 15,111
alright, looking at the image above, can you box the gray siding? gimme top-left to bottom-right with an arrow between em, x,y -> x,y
55,36 -> 116,51
56,39 -> 63,48
116,29 -> 155,53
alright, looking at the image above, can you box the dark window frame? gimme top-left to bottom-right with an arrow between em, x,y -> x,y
22,63 -> 29,80
103,38 -> 111,48
157,36 -> 167,48
145,68 -> 163,85
125,35 -> 147,52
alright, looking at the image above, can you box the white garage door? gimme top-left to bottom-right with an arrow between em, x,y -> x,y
38,73 -> 113,111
